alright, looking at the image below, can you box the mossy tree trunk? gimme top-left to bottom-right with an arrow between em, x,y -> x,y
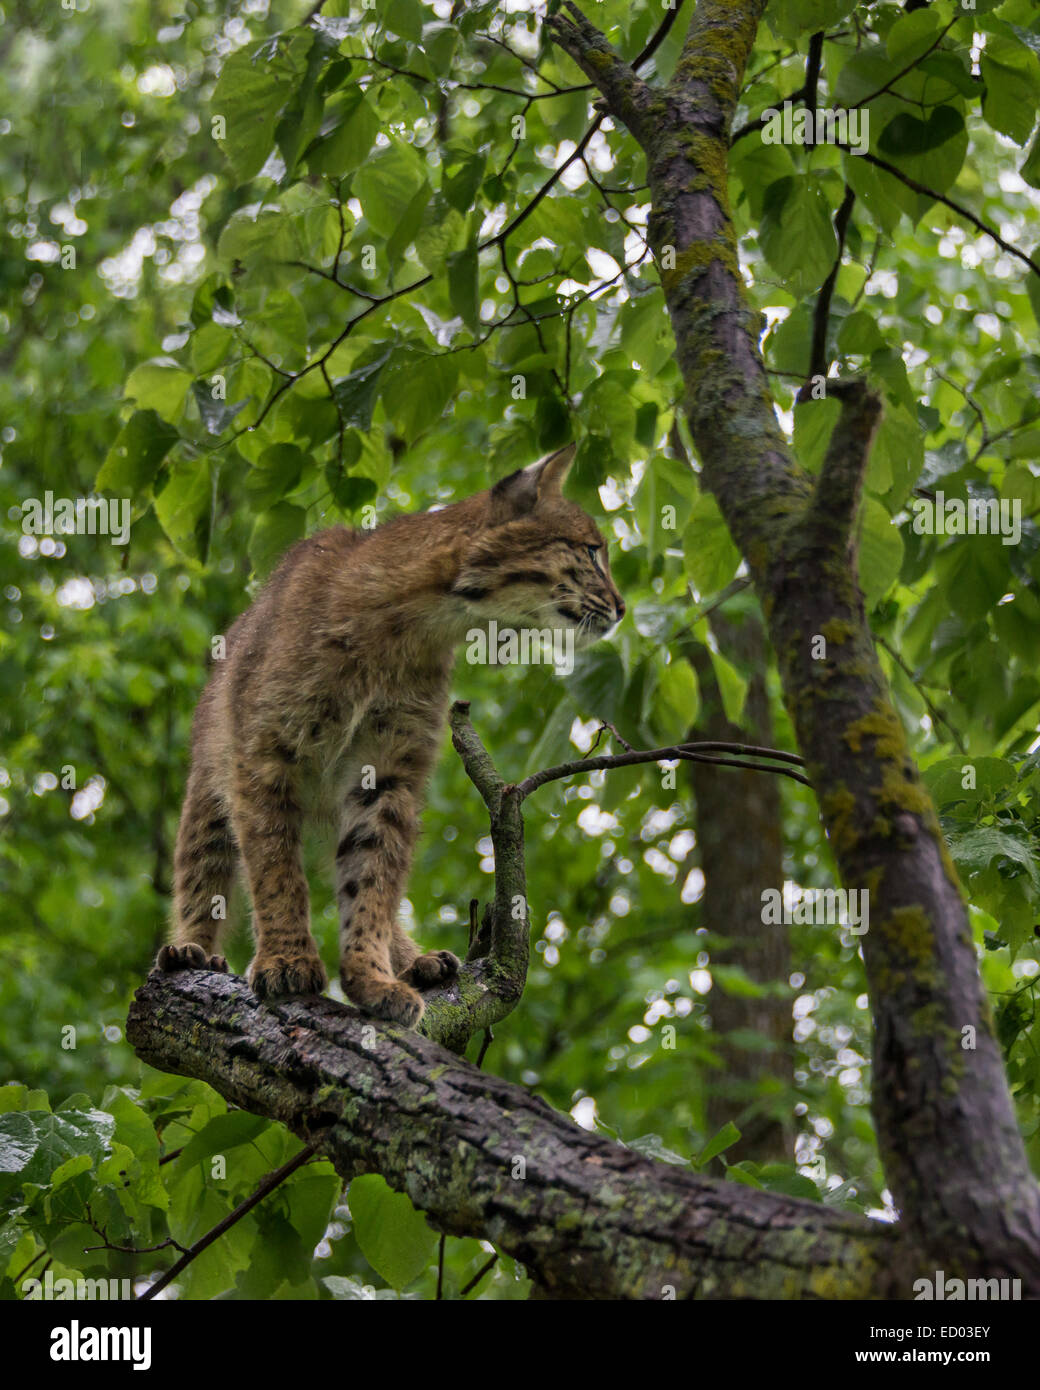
548,0 -> 1040,1285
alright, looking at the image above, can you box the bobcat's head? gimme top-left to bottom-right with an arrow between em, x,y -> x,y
451,445 -> 625,647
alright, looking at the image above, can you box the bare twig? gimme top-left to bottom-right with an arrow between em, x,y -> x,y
515,741 -> 811,800
137,1140 -> 321,1301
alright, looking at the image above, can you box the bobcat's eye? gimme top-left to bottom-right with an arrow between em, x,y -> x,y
587,544 -> 602,571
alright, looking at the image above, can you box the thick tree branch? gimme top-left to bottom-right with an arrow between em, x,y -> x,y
126,969 -> 899,1300
545,2 -> 653,137
811,379 -> 883,549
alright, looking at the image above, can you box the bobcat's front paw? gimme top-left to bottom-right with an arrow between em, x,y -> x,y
156,943 -> 229,974
399,950 -> 460,990
249,950 -> 328,1000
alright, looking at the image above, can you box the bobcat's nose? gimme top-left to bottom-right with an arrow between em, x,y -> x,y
614,596 -> 626,621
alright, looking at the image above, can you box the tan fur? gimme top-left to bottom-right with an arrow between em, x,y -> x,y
156,446 -> 625,1026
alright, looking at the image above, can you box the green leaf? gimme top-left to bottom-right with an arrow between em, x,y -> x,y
981,41 -> 1040,146
217,207 -> 302,271
275,33 -> 327,179
352,142 -> 427,239
331,350 -> 394,430
308,88 -> 381,178
442,151 -> 486,214
877,108 -> 967,193
175,1111 -> 272,1169
710,646 -> 749,725
758,176 -> 839,299
0,1110 -> 114,1202
325,465 -> 377,513
48,1153 -> 93,1190
923,757 -> 1016,808
249,503 -> 306,579
856,495 -> 904,608
869,401 -> 924,510
385,0 -> 424,43
96,410 -> 180,495
191,379 -> 249,436
348,1173 -> 438,1290
245,443 -> 307,509
211,43 -> 292,183
792,396 -> 841,474
886,9 -> 942,65
324,1275 -> 416,1300
154,458 -> 213,561
656,657 -> 699,732
626,1133 -> 692,1166
447,243 -> 479,332
524,697 -> 577,777
124,358 -> 193,422
284,1161 -> 340,1251
562,646 -> 626,722
946,825 -> 1040,888
380,350 -> 459,441
386,180 -> 433,268
683,493 -> 741,595
413,196 -> 467,275
191,323 -> 234,375
694,1121 -> 742,1169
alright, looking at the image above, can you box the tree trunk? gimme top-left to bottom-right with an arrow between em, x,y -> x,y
547,0 -> 1040,1285
689,610 -> 790,1161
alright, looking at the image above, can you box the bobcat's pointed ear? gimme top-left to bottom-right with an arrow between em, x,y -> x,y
535,442 -> 576,497
489,443 -> 576,522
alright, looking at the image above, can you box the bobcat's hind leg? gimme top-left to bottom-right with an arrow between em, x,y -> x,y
335,763 -> 429,1027
158,773 -> 236,975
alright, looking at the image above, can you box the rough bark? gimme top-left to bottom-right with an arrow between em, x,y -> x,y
126,968 -> 899,1299
548,0 -> 1040,1286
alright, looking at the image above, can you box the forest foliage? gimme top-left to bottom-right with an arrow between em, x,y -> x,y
2,0 -> 1040,1298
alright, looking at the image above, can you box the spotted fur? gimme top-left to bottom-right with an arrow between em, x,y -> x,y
156,445 -> 625,1026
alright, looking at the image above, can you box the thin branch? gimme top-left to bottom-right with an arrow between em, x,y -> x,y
486,116 -> 604,248
514,742 -> 812,800
802,31 -> 825,145
875,633 -> 967,754
137,1140 -> 320,1301
589,721 -> 635,753
857,151 -> 1040,281
632,0 -> 688,70
460,1251 -> 499,1296
84,1236 -> 187,1256
799,184 -> 856,397
476,1028 -> 495,1069
849,16 -> 958,109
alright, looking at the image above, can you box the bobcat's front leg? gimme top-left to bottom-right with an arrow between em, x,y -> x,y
232,739 -> 327,1000
336,735 -> 458,1027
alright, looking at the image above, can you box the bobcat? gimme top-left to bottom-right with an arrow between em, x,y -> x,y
156,444 -> 625,1026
